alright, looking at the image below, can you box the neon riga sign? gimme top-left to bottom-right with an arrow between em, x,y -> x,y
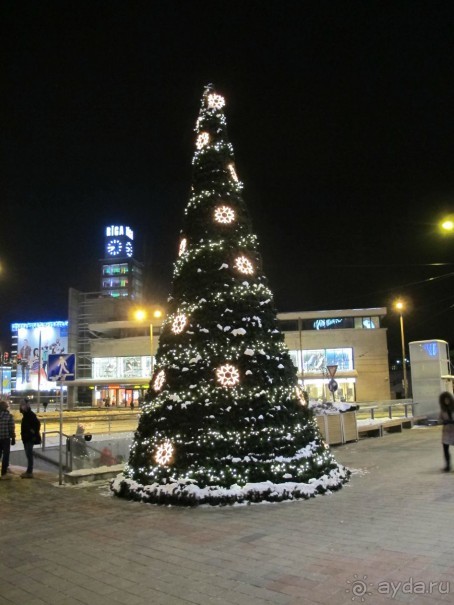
313,318 -> 343,330
105,225 -> 134,240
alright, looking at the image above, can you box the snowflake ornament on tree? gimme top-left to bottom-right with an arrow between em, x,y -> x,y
227,163 -> 239,182
172,313 -> 187,334
214,205 -> 235,224
196,132 -> 210,149
234,255 -> 254,275
216,364 -> 240,387
153,370 -> 165,392
113,84 -> 349,506
155,440 -> 174,466
179,237 -> 187,256
207,93 -> 225,110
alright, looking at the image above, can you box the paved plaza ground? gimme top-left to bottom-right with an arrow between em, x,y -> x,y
1,426 -> 453,605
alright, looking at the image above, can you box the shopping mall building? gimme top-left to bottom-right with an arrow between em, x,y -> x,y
8,225 -> 391,405
63,293 -> 390,406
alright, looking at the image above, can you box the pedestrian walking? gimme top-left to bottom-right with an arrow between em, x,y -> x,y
439,391 -> 454,472
0,400 -> 16,480
19,400 -> 41,479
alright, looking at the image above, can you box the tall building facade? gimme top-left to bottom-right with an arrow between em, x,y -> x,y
101,225 -> 143,300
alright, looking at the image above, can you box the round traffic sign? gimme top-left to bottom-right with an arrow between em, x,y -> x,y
328,379 -> 338,393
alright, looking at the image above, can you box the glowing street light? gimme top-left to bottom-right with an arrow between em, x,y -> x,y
134,309 -> 147,321
441,219 -> 454,233
394,299 -> 408,399
439,215 -> 454,235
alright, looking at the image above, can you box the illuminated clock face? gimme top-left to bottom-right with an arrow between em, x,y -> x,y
125,241 -> 133,257
107,239 -> 122,256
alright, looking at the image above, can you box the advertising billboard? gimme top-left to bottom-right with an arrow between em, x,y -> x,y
11,321 -> 68,391
1,368 -> 12,396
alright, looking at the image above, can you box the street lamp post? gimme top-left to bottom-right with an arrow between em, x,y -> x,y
36,330 -> 42,413
395,301 -> 408,399
133,307 -> 163,376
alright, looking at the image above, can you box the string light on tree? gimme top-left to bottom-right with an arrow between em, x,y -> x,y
207,93 -> 225,110
216,364 -> 240,388
155,440 -> 174,466
234,256 -> 254,275
172,313 -> 188,334
179,238 -> 187,256
214,205 -> 235,224
153,370 -> 166,392
196,132 -> 210,149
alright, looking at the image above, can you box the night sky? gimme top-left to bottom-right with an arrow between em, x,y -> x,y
2,1 -> 453,357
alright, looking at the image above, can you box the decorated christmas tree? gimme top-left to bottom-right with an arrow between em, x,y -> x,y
112,85 -> 349,505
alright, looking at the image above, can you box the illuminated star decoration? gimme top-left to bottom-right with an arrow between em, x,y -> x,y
216,364 -> 240,387
172,313 -> 188,334
196,132 -> 210,149
153,370 -> 166,392
207,93 -> 225,110
179,237 -> 187,256
214,205 -> 235,224
155,440 -> 174,466
234,256 -> 254,275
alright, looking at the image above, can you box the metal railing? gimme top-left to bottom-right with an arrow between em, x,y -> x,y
66,436 -> 123,472
40,430 -> 72,470
41,430 -> 126,473
39,412 -> 139,438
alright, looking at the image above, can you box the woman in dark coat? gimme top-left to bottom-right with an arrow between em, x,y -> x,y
19,400 -> 41,478
439,391 -> 454,472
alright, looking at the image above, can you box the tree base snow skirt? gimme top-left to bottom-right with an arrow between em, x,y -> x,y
111,465 -> 350,506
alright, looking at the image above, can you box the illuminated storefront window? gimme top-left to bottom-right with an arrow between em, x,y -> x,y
299,378 -> 356,402
326,348 -> 353,370
289,348 -> 354,373
354,316 -> 379,329
92,356 -> 152,379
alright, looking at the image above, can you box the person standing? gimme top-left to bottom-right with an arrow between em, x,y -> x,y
439,391 -> 454,472
0,400 -> 16,480
19,400 -> 41,479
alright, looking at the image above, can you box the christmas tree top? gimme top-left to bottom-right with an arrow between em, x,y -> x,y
112,85 -> 349,505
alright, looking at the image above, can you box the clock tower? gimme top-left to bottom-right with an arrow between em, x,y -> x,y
101,225 -> 143,299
